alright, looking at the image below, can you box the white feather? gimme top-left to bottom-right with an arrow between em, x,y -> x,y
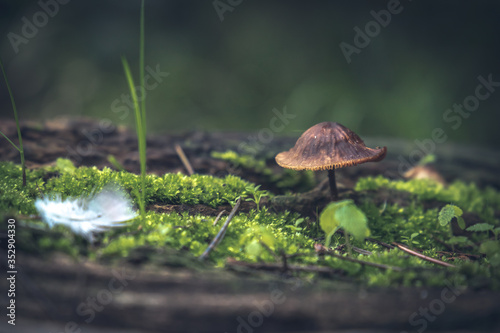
35,185 -> 137,242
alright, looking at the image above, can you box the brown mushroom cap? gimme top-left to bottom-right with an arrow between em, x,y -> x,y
275,122 -> 387,171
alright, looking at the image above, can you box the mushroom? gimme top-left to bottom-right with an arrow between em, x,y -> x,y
275,122 -> 387,200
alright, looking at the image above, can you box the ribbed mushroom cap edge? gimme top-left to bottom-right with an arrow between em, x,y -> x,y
275,122 -> 387,171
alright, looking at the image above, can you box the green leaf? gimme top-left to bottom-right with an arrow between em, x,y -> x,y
438,204 -> 462,226
240,225 -> 276,251
479,240 -> 500,257
466,223 -> 494,232
320,200 -> 370,243
56,158 -> 76,174
107,155 -> 125,172
245,239 -> 263,257
452,205 -> 463,217
294,218 -> 305,227
447,236 -> 469,245
324,233 -> 334,249
259,227 -> 276,249
457,217 -> 466,230
335,203 -> 370,240
285,225 -> 302,232
410,232 -> 420,239
438,206 -> 454,226
319,201 -> 344,236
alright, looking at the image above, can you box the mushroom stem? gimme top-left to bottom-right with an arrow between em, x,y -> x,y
327,169 -> 338,201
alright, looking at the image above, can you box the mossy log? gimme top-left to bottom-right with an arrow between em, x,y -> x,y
1,117 -> 500,332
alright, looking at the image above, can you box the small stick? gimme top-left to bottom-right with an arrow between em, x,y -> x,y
175,144 -> 194,176
344,231 -> 353,257
335,230 -> 394,251
285,252 -> 308,260
259,240 -> 281,261
393,242 -> 456,268
429,234 -> 455,252
199,198 -> 241,261
212,210 -> 226,226
226,257 -> 346,276
436,251 -> 481,261
352,246 -> 372,255
315,244 -> 402,271
281,251 -> 288,272
366,237 -> 395,249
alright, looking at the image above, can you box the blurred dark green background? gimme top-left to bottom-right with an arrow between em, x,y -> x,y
0,0 -> 499,148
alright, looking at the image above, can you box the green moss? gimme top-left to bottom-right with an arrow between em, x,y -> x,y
359,201 -> 448,249
0,161 -> 254,213
356,175 -> 500,217
212,150 -> 271,175
40,164 -> 253,207
0,162 -> 47,214
100,208 -> 313,266
211,150 -> 315,192
359,175 -> 498,231
2,161 -> 500,290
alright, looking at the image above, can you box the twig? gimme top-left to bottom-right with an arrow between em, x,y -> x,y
334,229 -> 393,252
436,251 -> 481,261
226,257 -> 346,276
334,243 -> 372,255
429,234 -> 455,252
352,246 -> 372,255
344,230 -> 353,257
199,198 -> 241,261
281,251 -> 288,272
259,240 -> 280,261
285,252 -> 309,260
314,244 -> 403,271
212,210 -> 226,226
366,237 -> 395,249
175,144 -> 194,176
393,242 -> 456,268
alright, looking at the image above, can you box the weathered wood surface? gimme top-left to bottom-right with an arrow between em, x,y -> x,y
3,253 -> 500,333
0,117 -> 499,189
